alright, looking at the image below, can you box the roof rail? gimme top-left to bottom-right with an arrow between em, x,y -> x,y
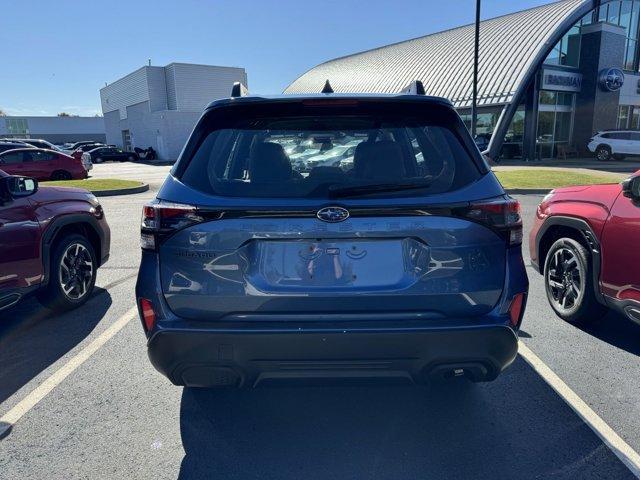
400,80 -> 426,95
231,82 -> 249,98
321,79 -> 334,94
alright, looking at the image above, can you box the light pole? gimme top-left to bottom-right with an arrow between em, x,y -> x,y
471,0 -> 481,138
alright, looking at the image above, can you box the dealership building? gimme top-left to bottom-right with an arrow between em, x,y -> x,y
0,116 -> 105,143
285,0 -> 640,161
100,62 -> 247,160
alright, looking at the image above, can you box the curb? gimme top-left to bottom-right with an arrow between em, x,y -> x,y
505,188 -> 552,195
92,183 -> 149,197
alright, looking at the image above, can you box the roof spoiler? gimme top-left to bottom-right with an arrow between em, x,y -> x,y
400,80 -> 426,95
231,82 -> 249,98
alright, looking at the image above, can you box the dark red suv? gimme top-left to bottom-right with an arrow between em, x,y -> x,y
0,148 -> 88,181
530,170 -> 640,325
0,170 -> 110,312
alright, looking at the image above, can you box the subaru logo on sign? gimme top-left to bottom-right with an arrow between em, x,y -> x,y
599,68 -> 625,92
317,206 -> 349,223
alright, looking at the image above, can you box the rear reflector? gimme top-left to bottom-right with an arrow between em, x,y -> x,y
139,298 -> 156,331
508,293 -> 525,327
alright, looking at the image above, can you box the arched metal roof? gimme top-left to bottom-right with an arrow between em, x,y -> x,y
284,0 -> 589,108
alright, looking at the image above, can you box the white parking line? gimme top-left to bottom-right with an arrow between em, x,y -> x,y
519,341 -> 640,478
0,306 -> 138,436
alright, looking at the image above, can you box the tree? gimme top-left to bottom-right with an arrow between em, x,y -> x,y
0,109 -> 6,116
57,112 -> 72,117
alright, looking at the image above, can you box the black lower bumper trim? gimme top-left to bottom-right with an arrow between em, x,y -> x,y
148,325 -> 518,388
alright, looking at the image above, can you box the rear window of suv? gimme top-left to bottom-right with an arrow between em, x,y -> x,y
179,102 -> 482,198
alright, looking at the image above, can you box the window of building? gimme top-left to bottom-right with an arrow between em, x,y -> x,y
609,1 -> 622,24
5,118 -> 28,135
617,104 -> 640,128
537,91 -> 575,158
501,108 -> 525,159
458,111 -> 500,136
544,25 -> 581,67
594,1 -> 640,71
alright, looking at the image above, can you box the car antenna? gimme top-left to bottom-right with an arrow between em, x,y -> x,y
321,79 -> 334,94
400,80 -> 426,95
231,82 -> 249,98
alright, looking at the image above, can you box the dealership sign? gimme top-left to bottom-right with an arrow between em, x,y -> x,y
599,68 -> 625,92
541,69 -> 582,92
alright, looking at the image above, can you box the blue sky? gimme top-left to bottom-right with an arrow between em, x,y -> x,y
0,0 -> 553,117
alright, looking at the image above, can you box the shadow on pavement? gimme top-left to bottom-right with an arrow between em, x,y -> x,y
0,288 -> 111,404
178,358 -> 634,480
577,311 -> 640,357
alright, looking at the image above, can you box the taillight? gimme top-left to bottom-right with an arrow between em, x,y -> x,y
508,293 -> 525,327
140,201 -> 204,250
139,298 -> 156,331
455,196 -> 522,246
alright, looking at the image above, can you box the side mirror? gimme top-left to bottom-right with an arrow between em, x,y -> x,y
2,176 -> 38,198
622,175 -> 640,200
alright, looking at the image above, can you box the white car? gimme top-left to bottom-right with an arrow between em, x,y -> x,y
80,152 -> 94,172
587,130 -> 640,161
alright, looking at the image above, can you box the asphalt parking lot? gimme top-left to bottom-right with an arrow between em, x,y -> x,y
1,163 -> 640,479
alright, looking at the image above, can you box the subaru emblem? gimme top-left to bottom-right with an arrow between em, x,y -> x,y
317,206 -> 349,223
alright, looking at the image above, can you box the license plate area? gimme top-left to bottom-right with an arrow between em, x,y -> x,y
246,238 -> 430,292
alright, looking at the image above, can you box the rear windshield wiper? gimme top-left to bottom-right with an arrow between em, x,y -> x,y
328,179 -> 433,197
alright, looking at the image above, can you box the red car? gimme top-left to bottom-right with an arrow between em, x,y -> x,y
530,170 -> 640,325
0,170 -> 110,312
0,148 -> 88,181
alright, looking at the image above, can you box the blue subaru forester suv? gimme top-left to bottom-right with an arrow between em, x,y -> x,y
135,83 -> 528,388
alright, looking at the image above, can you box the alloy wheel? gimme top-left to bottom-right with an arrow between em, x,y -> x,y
596,148 -> 610,161
59,243 -> 94,300
546,247 -> 584,313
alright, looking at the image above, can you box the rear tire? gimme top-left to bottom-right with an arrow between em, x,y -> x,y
595,145 -> 612,161
94,157 -> 103,164
51,170 -> 72,181
37,234 -> 97,312
543,237 -> 607,325
127,155 -> 135,162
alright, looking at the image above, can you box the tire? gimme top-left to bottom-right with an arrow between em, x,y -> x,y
51,170 -> 72,181
37,234 -> 97,312
595,145 -> 612,161
543,237 -> 607,325
94,157 -> 103,164
127,155 -> 135,162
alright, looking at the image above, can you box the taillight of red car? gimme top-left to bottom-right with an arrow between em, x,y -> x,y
140,201 -> 216,250
455,196 -> 523,246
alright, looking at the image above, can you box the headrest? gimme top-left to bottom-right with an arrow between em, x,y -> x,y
353,141 -> 405,180
250,142 -> 293,182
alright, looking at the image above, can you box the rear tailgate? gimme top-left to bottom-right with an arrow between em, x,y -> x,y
159,213 -> 505,321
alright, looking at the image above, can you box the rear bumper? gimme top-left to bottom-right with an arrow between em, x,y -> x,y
147,323 -> 519,387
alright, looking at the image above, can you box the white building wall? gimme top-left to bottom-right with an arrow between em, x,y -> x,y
169,63 -> 247,111
147,67 -> 168,112
0,116 -> 104,135
144,110 -> 200,159
100,62 -> 248,160
165,65 -> 178,110
100,67 -> 150,119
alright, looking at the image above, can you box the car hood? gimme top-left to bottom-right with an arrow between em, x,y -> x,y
548,183 -> 622,208
34,185 -> 94,201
